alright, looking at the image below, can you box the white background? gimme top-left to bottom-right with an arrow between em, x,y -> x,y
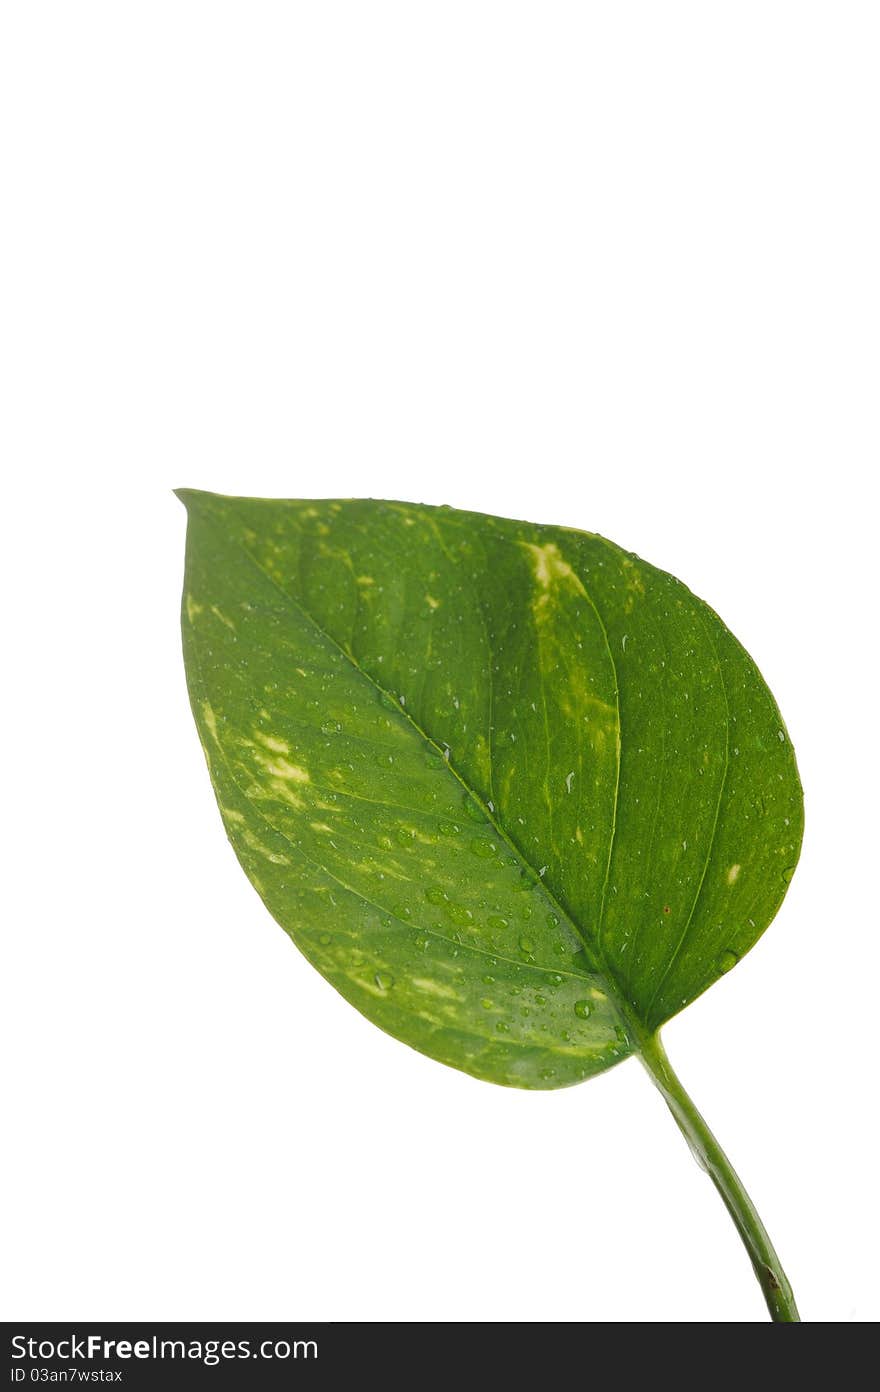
2,3 -> 877,1324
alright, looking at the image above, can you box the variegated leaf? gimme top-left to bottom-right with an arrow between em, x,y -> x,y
178,492 -> 802,1089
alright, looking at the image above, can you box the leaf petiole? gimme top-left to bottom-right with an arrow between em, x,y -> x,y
638,1032 -> 800,1322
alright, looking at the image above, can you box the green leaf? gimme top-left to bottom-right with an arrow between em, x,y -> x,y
177,491 -> 802,1091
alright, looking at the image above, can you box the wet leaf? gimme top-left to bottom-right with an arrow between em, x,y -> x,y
177,492 -> 803,1089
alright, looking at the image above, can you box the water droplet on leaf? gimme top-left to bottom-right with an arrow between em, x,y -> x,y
470,839 -> 497,859
447,903 -> 474,927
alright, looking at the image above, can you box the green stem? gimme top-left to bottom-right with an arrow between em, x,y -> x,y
638,1031 -> 800,1322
